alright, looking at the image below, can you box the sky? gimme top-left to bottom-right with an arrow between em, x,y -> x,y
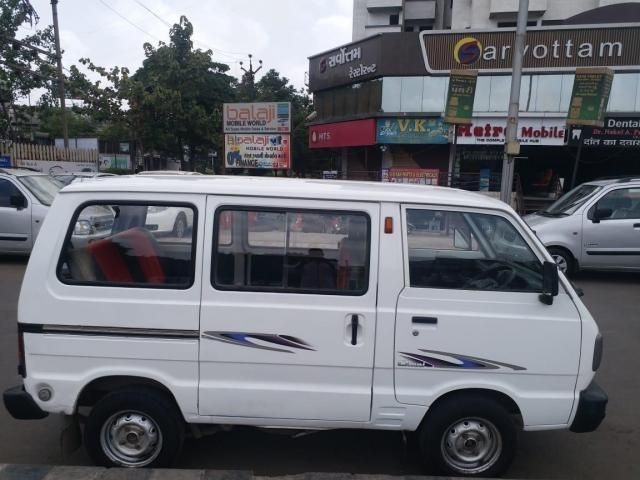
19,0 -> 353,99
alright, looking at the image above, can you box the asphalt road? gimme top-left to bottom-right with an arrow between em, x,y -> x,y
0,256 -> 638,478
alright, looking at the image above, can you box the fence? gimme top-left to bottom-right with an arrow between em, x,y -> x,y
0,142 -> 99,163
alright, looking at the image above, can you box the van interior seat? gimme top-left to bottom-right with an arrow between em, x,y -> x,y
85,227 -> 165,284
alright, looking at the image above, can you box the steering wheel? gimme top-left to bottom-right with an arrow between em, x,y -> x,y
463,263 -> 517,289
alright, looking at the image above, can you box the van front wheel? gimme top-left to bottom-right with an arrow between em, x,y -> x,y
84,388 -> 183,468
419,396 -> 517,477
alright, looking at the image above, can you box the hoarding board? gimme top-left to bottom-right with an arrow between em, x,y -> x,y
225,134 -> 291,169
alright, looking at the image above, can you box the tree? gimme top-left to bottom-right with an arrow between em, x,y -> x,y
0,0 -> 56,142
253,69 -> 314,175
68,16 -> 236,170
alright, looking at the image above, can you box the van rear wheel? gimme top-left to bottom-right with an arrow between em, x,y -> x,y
84,387 -> 183,468
419,395 -> 517,477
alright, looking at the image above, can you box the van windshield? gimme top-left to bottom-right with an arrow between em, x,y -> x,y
17,175 -> 63,206
542,184 -> 602,216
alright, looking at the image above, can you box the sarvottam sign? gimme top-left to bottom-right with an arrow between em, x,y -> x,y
223,102 -> 291,133
420,24 -> 640,74
456,118 -> 567,146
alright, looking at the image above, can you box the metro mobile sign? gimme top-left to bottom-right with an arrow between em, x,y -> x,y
420,24 -> 640,73
223,102 -> 291,133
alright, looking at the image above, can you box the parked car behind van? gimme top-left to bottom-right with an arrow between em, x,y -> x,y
3,176 -> 606,477
0,168 -> 62,254
525,177 -> 640,276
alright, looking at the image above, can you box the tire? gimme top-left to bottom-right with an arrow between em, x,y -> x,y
173,213 -> 187,239
548,247 -> 575,277
84,387 -> 184,468
418,395 -> 518,477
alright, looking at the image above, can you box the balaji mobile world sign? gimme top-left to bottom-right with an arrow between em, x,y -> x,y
225,134 -> 290,170
223,102 -> 291,133
420,24 -> 640,73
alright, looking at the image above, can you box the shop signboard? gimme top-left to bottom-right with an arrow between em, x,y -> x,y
381,168 -> 439,186
13,159 -> 97,173
567,67 -> 614,127
568,117 -> 640,147
223,102 -> 291,133
0,154 -> 10,168
99,154 -> 131,170
309,119 -> 376,148
322,170 -> 339,179
225,134 -> 291,169
456,117 -> 567,146
420,25 -> 640,74
444,70 -> 477,125
376,118 -> 449,144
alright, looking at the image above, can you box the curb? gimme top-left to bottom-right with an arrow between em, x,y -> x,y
0,465 -> 514,480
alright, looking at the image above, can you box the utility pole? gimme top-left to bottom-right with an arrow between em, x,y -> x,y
240,54 -> 263,84
499,0 -> 528,204
51,0 -> 68,148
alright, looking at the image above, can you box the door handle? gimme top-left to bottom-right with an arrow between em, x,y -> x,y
634,223 -> 640,229
412,316 -> 438,325
350,314 -> 358,346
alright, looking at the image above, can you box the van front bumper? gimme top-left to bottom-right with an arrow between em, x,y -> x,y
570,381 -> 607,433
3,385 -> 48,420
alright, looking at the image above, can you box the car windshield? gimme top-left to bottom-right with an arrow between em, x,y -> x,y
17,175 -> 63,206
542,184 -> 603,216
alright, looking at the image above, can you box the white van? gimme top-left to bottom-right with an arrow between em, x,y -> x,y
3,176 -> 606,477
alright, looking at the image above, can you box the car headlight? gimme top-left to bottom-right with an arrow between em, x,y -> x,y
74,220 -> 93,235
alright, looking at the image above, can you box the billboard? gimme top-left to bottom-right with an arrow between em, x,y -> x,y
568,117 -> 640,147
456,117 -> 567,146
13,159 -> 97,173
444,70 -> 477,124
223,102 -> 291,133
225,134 -> 290,169
376,118 -> 449,144
567,67 -> 614,127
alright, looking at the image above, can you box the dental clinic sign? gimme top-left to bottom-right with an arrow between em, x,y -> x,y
420,24 -> 640,74
223,102 -> 291,133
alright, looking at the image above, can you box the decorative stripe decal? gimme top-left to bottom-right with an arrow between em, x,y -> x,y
202,331 -> 315,353
398,349 -> 525,371
18,323 -> 199,340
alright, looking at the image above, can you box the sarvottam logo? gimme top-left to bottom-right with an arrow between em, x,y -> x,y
420,25 -> 640,73
454,37 -> 482,65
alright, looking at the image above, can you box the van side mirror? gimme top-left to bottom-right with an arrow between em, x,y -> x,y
539,261 -> 559,305
9,194 -> 26,210
590,206 -> 613,223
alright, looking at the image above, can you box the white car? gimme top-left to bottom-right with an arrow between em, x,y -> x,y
4,176 -> 605,477
145,205 -> 194,238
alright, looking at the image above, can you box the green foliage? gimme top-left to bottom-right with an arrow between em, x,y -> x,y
0,0 -> 56,140
40,108 -> 97,138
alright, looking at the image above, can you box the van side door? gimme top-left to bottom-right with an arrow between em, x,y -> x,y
199,196 -> 379,422
0,178 -> 31,253
394,205 -> 582,427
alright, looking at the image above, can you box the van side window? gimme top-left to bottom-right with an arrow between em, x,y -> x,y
213,208 -> 370,295
57,203 -> 196,288
406,209 -> 543,292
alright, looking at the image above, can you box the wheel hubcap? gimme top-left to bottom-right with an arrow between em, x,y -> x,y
100,411 -> 162,467
441,417 -> 502,475
552,254 -> 568,272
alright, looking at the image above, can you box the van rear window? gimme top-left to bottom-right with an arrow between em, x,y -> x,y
57,202 -> 196,289
213,207 -> 370,295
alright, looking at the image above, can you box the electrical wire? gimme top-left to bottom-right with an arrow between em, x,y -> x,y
98,0 -> 163,42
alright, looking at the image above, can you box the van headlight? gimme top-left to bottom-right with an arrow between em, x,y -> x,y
74,220 -> 92,235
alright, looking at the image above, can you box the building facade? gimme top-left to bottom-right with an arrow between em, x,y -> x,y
353,0 -> 640,41
310,3 -> 640,206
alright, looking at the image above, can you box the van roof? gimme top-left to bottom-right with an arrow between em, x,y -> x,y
61,175 -> 511,211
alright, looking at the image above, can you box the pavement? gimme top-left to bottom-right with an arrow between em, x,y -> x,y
0,467 -> 494,480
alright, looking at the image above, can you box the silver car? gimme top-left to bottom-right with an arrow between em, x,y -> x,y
524,177 -> 640,276
0,168 -> 63,254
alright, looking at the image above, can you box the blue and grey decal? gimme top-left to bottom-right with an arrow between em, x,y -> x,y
202,331 -> 315,353
398,349 -> 525,371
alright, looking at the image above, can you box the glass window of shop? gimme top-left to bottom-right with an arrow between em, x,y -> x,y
380,73 -> 640,114
313,79 -> 382,121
